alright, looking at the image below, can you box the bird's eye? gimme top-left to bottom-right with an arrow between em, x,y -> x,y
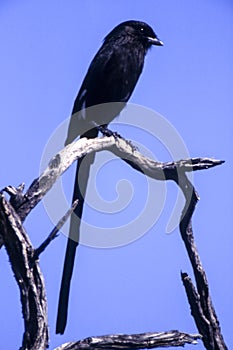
140,27 -> 144,33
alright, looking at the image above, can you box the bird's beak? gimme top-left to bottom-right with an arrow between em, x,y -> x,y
147,36 -> 163,46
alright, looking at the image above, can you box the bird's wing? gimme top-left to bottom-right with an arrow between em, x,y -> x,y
65,38 -> 143,144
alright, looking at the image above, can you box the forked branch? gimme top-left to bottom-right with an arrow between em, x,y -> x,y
0,135 -> 226,349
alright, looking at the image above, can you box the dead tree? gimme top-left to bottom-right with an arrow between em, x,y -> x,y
0,135 -> 227,349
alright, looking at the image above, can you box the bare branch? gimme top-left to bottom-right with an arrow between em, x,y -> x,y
1,135 -> 226,349
34,199 -> 79,260
4,183 -> 26,209
181,273 -> 213,339
0,194 -> 48,350
5,135 -> 222,222
175,175 -> 227,349
54,330 -> 201,350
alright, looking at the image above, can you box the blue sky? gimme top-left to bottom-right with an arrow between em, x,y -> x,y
0,1 -> 232,349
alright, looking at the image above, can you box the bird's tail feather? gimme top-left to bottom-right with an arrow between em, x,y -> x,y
56,130 -> 97,334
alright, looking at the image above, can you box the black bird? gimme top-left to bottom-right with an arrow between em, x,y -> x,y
56,20 -> 163,334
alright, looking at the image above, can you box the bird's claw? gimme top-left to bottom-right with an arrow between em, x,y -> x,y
98,125 -> 122,139
98,126 -> 137,152
126,140 -> 138,152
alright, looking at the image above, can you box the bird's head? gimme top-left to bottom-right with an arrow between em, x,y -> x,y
105,20 -> 163,49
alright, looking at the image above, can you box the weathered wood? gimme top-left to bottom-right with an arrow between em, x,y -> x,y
54,330 -> 201,349
34,199 -> 79,260
3,135 -> 222,223
174,173 -> 227,349
0,134 -> 227,349
0,194 -> 49,350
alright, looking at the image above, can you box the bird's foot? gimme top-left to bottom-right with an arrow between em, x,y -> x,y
98,125 -> 137,152
98,125 -> 122,139
126,140 -> 138,152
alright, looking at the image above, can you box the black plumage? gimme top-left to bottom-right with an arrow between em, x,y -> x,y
56,20 -> 163,335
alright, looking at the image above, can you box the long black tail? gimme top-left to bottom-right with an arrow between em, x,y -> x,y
56,130 -> 97,334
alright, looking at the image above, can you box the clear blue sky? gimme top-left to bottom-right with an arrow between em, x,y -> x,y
0,1 -> 232,349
